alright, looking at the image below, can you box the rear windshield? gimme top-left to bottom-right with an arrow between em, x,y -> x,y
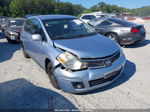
108,18 -> 136,26
9,20 -> 25,26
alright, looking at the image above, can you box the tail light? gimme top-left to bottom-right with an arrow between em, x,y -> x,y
131,28 -> 138,33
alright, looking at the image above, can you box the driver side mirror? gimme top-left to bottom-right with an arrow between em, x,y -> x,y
32,34 -> 42,41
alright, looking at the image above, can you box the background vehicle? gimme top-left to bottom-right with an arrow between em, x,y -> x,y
80,12 -> 109,22
0,16 -> 8,32
25,14 -> 39,18
4,18 -> 25,43
88,18 -> 146,45
21,15 -> 126,93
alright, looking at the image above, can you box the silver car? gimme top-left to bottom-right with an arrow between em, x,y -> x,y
88,18 -> 146,45
20,15 -> 126,93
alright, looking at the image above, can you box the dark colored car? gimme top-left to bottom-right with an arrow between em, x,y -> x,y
25,14 -> 39,18
0,16 -> 9,32
88,18 -> 146,45
4,18 -> 25,43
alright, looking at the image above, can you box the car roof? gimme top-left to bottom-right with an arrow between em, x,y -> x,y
29,15 -> 77,20
8,18 -> 25,21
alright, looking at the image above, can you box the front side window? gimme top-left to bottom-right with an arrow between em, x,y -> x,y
42,18 -> 96,40
32,19 -> 47,41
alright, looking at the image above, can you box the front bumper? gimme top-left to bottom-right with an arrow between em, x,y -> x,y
54,54 -> 126,93
6,32 -> 20,42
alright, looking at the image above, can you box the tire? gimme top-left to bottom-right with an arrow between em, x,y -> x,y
47,62 -> 59,89
106,33 -> 119,43
21,43 -> 30,58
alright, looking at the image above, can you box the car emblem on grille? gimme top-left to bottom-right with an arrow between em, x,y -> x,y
105,59 -> 112,66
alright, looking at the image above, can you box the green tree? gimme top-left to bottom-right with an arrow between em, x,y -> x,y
73,4 -> 85,16
0,6 -> 3,15
9,0 -> 55,17
55,2 -> 74,15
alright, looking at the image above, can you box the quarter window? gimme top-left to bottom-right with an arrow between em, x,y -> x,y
81,15 -> 96,20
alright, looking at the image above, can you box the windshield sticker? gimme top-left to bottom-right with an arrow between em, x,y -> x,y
64,24 -> 68,28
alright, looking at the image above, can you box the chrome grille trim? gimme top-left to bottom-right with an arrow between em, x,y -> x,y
80,51 -> 120,69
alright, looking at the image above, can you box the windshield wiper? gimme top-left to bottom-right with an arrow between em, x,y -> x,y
78,32 -> 97,37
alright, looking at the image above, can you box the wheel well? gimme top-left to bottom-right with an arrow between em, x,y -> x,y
45,58 -> 50,73
105,32 -> 118,36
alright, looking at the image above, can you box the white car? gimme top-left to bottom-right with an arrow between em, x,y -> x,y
80,13 -> 109,23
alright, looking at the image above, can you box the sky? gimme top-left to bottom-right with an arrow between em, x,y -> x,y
60,0 -> 150,9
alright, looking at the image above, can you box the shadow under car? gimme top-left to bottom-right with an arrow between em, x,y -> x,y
77,60 -> 136,95
0,78 -> 77,110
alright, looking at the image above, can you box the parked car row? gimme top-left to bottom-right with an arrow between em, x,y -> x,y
0,17 -> 25,43
0,14 -> 145,93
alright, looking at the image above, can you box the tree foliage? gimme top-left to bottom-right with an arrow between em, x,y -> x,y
0,0 -> 85,17
1,0 -> 150,17
9,0 -> 56,17
89,2 -> 127,13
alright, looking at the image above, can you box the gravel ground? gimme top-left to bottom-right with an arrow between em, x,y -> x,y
0,22 -> 150,110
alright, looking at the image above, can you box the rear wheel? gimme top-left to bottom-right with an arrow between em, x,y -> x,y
47,62 -> 59,89
106,33 -> 119,43
21,43 -> 30,58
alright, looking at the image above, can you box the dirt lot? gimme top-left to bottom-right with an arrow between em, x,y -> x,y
0,22 -> 150,110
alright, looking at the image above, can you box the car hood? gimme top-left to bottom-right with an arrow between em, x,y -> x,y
54,34 -> 119,59
8,26 -> 22,33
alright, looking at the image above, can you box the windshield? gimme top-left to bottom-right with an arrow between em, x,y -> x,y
9,20 -> 25,27
42,18 -> 96,40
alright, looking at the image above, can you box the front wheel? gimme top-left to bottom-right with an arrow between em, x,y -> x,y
47,62 -> 59,89
106,33 -> 119,43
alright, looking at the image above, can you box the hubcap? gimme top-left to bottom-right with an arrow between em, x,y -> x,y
108,35 -> 117,42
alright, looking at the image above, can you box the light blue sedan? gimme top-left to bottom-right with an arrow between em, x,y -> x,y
20,15 -> 126,93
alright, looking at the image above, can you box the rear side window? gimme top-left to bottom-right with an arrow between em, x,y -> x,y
109,18 -> 136,26
98,20 -> 112,26
24,19 -> 33,34
81,15 -> 96,20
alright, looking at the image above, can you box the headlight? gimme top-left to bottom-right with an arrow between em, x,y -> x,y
9,31 -> 18,36
57,52 -> 87,70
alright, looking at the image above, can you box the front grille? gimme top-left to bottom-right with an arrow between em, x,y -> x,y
81,51 -> 120,68
89,68 -> 122,87
111,51 -> 120,62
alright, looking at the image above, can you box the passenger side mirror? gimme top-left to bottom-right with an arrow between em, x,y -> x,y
32,34 -> 42,41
